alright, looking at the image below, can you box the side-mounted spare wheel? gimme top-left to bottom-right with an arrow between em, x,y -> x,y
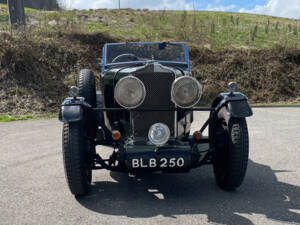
77,69 -> 98,138
210,116 -> 249,191
77,69 -> 97,107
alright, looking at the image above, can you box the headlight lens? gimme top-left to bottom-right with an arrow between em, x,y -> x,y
171,76 -> 202,108
114,76 -> 146,109
148,123 -> 170,146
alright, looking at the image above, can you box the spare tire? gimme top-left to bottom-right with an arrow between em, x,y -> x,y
77,69 -> 96,107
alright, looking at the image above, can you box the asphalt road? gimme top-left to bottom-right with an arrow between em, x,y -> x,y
1,108 -> 300,225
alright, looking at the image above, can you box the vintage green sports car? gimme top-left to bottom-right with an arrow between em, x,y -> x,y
59,42 -> 253,197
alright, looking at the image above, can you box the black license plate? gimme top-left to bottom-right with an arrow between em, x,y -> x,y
131,157 -> 186,169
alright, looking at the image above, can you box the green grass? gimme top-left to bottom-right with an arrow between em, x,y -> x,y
0,113 -> 58,122
0,3 -> 40,12
0,114 -> 37,122
251,100 -> 300,107
0,14 -> 7,21
40,113 -> 59,119
0,3 -> 7,8
39,10 -> 76,21
1,4 -> 298,49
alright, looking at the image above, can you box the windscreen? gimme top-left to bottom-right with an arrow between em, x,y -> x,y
105,43 -> 186,64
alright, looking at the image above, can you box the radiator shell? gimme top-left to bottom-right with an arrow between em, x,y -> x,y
131,64 -> 176,137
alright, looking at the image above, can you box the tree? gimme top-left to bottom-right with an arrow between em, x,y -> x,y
0,0 -> 59,10
8,0 -> 25,27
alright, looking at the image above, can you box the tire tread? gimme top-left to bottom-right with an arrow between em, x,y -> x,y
214,118 -> 249,191
77,69 -> 96,107
62,122 -> 90,196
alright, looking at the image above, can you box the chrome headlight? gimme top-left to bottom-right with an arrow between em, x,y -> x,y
228,81 -> 237,94
171,76 -> 202,108
114,76 -> 146,109
70,86 -> 79,97
148,123 -> 170,146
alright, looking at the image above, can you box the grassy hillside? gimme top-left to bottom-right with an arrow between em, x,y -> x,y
0,4 -> 299,49
0,4 -> 299,115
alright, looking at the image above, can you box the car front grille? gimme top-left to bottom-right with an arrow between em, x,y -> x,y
131,66 -> 175,137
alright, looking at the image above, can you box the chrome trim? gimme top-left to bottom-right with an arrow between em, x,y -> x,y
175,106 -> 178,137
70,86 -> 79,98
171,76 -> 203,109
148,123 -> 170,146
174,70 -> 179,138
152,63 -> 178,137
129,63 -> 180,138
114,75 -> 146,109
144,62 -> 178,138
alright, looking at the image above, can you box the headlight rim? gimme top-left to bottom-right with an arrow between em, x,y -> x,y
171,76 -> 202,108
148,123 -> 170,146
114,75 -> 146,109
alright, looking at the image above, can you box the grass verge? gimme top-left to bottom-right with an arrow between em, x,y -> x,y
0,113 -> 58,122
0,114 -> 37,122
40,113 -> 59,119
251,101 -> 300,107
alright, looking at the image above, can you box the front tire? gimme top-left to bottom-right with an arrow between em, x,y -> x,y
211,117 -> 249,191
62,122 -> 92,197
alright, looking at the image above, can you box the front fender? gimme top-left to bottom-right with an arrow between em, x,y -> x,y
59,97 -> 89,123
227,100 -> 253,118
59,105 -> 83,123
58,97 -> 111,142
214,92 -> 253,119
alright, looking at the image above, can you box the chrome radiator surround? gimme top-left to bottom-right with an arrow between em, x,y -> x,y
131,63 -> 176,138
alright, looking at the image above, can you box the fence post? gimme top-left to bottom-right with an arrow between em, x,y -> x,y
250,25 -> 258,41
230,15 -> 234,25
265,19 -> 269,34
236,17 -> 239,26
275,21 -> 279,30
222,18 -> 226,27
265,24 -> 269,34
287,24 -> 292,34
8,0 -> 25,28
211,22 -> 215,34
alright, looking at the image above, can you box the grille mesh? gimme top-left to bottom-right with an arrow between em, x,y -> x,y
131,71 -> 175,137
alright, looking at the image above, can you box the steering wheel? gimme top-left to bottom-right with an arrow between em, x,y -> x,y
111,53 -> 140,63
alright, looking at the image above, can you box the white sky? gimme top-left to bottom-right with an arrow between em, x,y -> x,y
240,0 -> 300,19
59,0 -> 300,19
60,0 -> 194,10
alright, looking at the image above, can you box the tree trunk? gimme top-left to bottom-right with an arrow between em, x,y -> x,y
8,0 -> 25,28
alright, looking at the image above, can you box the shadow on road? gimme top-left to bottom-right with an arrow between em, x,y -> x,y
77,160 -> 300,224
